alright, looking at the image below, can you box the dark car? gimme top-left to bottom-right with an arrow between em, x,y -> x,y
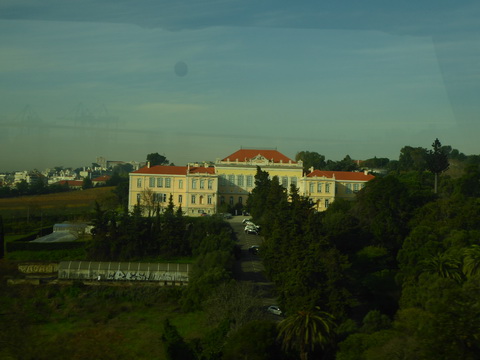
248,245 -> 260,254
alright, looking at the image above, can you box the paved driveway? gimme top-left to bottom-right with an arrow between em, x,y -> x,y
228,216 -> 278,307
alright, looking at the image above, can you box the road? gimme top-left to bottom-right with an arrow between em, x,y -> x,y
228,216 -> 278,307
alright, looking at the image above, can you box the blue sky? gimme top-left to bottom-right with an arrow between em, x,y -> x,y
1,1 -> 479,171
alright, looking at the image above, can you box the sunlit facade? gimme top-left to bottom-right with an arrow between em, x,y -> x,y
128,149 -> 374,216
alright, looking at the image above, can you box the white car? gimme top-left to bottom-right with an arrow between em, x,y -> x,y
267,305 -> 282,316
245,226 -> 259,235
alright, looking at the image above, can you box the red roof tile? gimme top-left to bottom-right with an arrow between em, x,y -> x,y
55,180 -> 84,186
92,175 -> 111,182
133,165 -> 188,175
307,170 -> 375,181
222,149 -> 295,163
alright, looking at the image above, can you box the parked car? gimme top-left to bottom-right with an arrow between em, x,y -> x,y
248,245 -> 260,254
267,305 -> 282,316
245,226 -> 259,235
223,213 -> 232,219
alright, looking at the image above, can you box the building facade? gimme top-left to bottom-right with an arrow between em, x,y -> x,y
215,149 -> 304,209
128,149 -> 374,216
304,170 -> 375,211
128,163 -> 218,216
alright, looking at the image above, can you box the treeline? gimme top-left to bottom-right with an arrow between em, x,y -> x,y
296,143 -> 480,173
247,148 -> 480,358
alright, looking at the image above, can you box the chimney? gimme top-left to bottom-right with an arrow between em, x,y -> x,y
309,166 -> 314,173
364,170 -> 368,175
147,161 -> 151,168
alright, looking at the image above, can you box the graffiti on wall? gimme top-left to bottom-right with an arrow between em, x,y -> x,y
19,263 -> 58,274
58,270 -> 189,283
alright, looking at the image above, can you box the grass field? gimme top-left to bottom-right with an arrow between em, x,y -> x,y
0,186 -> 116,218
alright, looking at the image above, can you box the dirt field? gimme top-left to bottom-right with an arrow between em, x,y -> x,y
0,187 -> 116,217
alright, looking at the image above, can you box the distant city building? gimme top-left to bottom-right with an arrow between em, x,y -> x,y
96,156 -> 142,171
14,170 -> 46,186
92,175 -> 111,186
129,149 -> 375,216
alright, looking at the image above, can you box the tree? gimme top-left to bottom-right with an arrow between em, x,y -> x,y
0,215 -> 4,259
82,177 -> 93,190
425,138 -> 449,193
277,308 -> 336,360
112,163 -> 133,175
161,319 -> 195,360
15,179 -> 29,195
398,146 -> 428,171
295,151 -> 326,171
223,320 -> 282,360
147,152 -> 169,166
421,252 -> 463,282
140,188 -> 158,217
462,245 -> 480,278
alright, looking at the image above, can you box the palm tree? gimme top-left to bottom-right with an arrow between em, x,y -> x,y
422,252 -> 463,282
277,307 -> 335,360
463,245 -> 480,278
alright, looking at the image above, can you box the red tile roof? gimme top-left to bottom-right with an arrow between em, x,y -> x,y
92,175 -> 111,182
222,149 -> 295,163
132,165 -> 215,175
55,180 -> 84,187
133,165 -> 188,175
307,170 -> 375,181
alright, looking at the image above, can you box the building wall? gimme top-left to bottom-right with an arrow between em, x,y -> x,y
128,152 -> 374,216
128,171 -> 218,216
215,157 -> 304,209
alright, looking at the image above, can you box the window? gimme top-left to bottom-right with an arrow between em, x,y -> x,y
346,183 -> 352,194
208,179 -> 213,189
191,195 -> 196,204
238,196 -> 243,204
149,177 -> 155,187
200,179 -> 205,189
354,183 -> 359,192
136,193 -> 141,203
178,179 -> 183,189
325,199 -> 330,208
326,183 -> 330,193
228,174 -> 235,186
237,175 -> 244,186
208,195 -> 212,204
165,178 -> 171,188
157,177 -> 163,187
136,178 -> 142,188
178,194 -> 183,203
309,182 -> 314,193
220,175 -> 227,186
220,196 -> 225,204
155,193 -> 167,202
317,183 -> 322,192
247,175 -> 253,187
192,179 -> 197,189
291,177 -> 297,187
282,176 -> 288,188
229,196 -> 234,205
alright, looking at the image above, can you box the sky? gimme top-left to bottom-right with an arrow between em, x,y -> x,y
1,1 -> 479,171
